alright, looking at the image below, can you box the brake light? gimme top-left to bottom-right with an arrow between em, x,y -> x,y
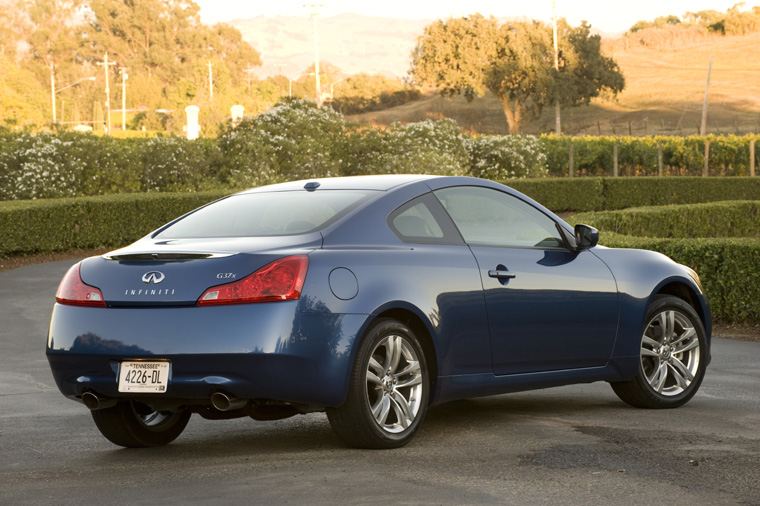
198,255 -> 309,306
56,262 -> 106,307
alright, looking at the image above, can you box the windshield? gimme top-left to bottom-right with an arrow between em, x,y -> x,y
156,190 -> 373,239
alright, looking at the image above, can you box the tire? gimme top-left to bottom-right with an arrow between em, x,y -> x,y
327,318 -> 429,449
91,401 -> 191,448
611,295 -> 707,409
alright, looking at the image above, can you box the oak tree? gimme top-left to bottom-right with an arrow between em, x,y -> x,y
411,14 -> 624,133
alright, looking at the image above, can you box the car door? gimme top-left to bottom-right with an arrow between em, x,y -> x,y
433,186 -> 619,376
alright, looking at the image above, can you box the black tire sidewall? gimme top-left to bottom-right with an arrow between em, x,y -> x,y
92,401 -> 191,447
352,318 -> 430,447
634,295 -> 708,407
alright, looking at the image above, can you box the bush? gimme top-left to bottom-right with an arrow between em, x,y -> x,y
507,178 -> 604,212
600,177 -> 760,209
0,191 -> 228,257
345,119 -> 470,176
570,202 -> 760,323
217,98 -> 346,186
466,135 -> 547,180
573,201 -> 760,238
599,234 -> 760,324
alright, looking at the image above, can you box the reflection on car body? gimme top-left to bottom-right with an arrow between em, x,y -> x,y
47,175 -> 711,449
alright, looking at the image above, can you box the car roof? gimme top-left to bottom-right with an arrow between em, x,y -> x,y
238,175 -> 440,194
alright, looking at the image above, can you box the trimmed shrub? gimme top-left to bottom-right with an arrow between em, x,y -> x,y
573,201 -> 760,238
507,178 -> 605,212
601,176 -> 760,209
570,202 -> 760,322
0,191 -> 228,257
599,234 -> 760,323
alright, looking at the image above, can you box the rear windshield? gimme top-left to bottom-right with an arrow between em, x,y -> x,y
155,190 -> 373,239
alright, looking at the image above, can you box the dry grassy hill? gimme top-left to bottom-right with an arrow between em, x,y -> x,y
348,31 -> 760,136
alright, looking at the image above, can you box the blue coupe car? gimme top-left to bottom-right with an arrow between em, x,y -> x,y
47,175 -> 711,449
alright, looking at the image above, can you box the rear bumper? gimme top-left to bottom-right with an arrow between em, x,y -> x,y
47,303 -> 367,407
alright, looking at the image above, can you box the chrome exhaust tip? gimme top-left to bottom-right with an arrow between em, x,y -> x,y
81,392 -> 117,411
211,392 -> 248,412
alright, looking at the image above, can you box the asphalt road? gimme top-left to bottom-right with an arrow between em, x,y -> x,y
1,259 -> 759,506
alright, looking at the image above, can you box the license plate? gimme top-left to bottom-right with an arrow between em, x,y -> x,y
118,361 -> 170,393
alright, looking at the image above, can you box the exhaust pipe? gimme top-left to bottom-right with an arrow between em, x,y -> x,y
211,392 -> 248,412
81,392 -> 117,411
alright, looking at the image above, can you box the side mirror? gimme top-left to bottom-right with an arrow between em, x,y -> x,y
574,224 -> 599,250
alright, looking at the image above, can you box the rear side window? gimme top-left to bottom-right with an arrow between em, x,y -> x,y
156,191 -> 372,238
388,193 -> 464,245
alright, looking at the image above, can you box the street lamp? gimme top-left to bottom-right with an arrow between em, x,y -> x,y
289,73 -> 315,97
52,76 -> 95,123
328,78 -> 345,101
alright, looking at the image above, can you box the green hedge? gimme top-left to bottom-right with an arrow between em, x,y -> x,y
571,202 -> 760,323
572,201 -> 760,238
0,191 -> 227,257
506,177 -> 760,213
599,234 -> 760,324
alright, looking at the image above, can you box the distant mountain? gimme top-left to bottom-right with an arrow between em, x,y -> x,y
229,13 -> 432,79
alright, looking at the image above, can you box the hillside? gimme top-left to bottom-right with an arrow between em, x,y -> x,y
348,31 -> 760,136
230,13 -> 430,78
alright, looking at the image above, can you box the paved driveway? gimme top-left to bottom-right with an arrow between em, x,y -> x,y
1,260 -> 759,505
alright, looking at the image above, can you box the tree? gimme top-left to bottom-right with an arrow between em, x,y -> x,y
411,15 -> 624,134
11,0 -> 90,122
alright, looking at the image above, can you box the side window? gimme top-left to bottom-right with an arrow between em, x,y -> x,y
433,186 -> 566,249
388,194 -> 463,245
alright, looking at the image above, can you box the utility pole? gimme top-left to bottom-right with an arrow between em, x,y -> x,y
96,52 -> 116,135
552,0 -> 561,135
273,63 -> 286,98
50,63 -> 57,123
305,4 -> 323,107
207,61 -> 214,101
243,65 -> 257,95
121,67 -> 128,132
700,54 -> 713,137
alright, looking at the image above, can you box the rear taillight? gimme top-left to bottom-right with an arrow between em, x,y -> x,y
198,255 -> 309,306
56,262 -> 106,307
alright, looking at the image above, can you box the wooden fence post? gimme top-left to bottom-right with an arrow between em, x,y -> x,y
569,142 -> 574,178
703,140 -> 710,177
613,143 -> 618,177
658,142 -> 663,176
751,139 -> 756,177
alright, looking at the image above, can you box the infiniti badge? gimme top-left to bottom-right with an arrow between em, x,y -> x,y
142,271 -> 166,284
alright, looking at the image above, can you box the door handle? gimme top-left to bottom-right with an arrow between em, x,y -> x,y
488,269 -> 516,280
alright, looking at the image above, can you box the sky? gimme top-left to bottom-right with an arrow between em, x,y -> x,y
194,0 -> 759,33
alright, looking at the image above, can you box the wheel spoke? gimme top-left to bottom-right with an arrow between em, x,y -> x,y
662,310 -> 676,342
366,369 -> 383,386
395,360 -> 421,378
387,336 -> 402,374
368,356 -> 384,377
396,372 -> 423,389
653,361 -> 669,393
667,363 -> 690,390
676,338 -> 700,354
390,391 -> 413,428
372,394 -> 391,425
641,348 -> 659,358
642,335 -> 660,348
671,327 -> 696,347
669,356 -> 695,382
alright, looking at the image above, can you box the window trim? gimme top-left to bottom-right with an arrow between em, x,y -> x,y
432,185 -> 572,251
387,193 -> 465,246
